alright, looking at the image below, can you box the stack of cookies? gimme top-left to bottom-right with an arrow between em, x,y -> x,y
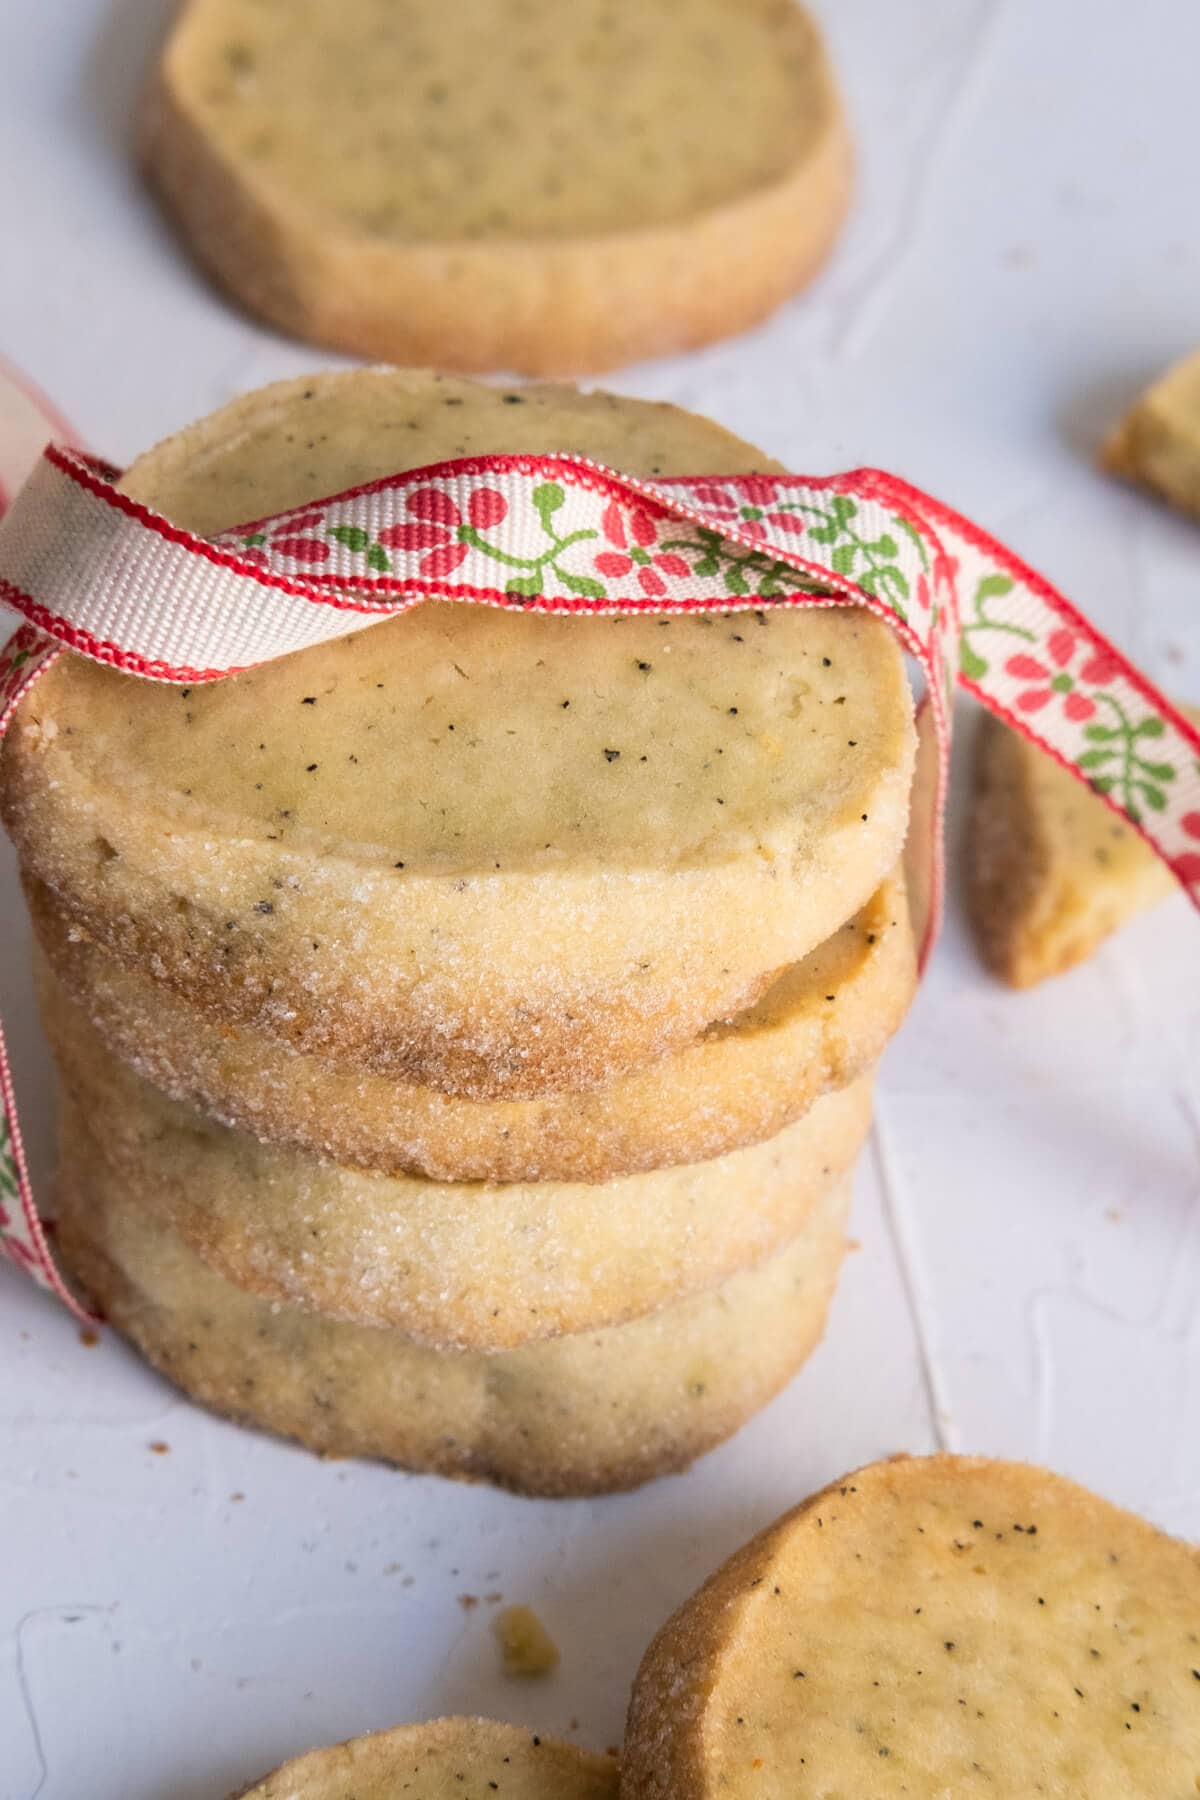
0,370 -> 918,1495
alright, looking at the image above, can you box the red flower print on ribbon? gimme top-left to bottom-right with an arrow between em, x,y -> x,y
690,483 -> 738,511
1004,629 -> 1122,721
688,481 -> 806,543
594,500 -> 690,598
933,548 -> 959,589
376,485 -> 509,580
240,509 -> 332,568
1178,812 -> 1200,886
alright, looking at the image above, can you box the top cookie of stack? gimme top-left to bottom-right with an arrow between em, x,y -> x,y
3,370 -> 915,1103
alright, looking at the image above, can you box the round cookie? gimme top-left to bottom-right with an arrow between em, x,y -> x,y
235,1718 -> 616,1800
623,1454 -> 1200,1798
142,1 -> 850,375
2,370 -> 915,1100
46,971 -> 870,1348
31,871 -> 911,1183
54,1149 -> 851,1498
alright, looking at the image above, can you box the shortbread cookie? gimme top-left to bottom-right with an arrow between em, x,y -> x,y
142,1 -> 850,375
3,371 -> 915,1099
47,974 -> 870,1348
623,1454 -> 1200,1798
1103,347 -> 1200,517
55,1153 -> 850,1497
966,709 -> 1192,986
32,871 -> 910,1183
236,1718 -> 616,1800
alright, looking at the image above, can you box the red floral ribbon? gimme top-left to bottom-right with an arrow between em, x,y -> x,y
1,428 -> 1198,1320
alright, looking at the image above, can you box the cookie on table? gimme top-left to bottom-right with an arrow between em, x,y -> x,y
31,870 -> 913,1184
142,0 -> 850,375
54,1141 -> 850,1498
2,370 -> 915,1101
623,1454 -> 1200,1798
1103,347 -> 1200,517
966,708 -> 1193,987
235,1718 -> 616,1800
46,964 -> 870,1347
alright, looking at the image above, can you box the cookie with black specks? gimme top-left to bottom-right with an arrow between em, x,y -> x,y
54,1127 -> 851,1497
623,1454 -> 1200,1798
44,954 -> 870,1349
234,1718 -> 616,1800
142,0 -> 850,374
2,370 -> 915,1101
30,868 -> 912,1186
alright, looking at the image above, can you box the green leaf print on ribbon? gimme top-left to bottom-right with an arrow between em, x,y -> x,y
329,523 -> 393,572
0,1112 -> 16,1209
1003,629 -> 1183,824
959,571 -> 1034,682
1077,706 -> 1177,822
681,483 -> 917,616
531,480 -> 565,529
653,524 -> 833,602
326,525 -> 370,553
792,495 -> 912,616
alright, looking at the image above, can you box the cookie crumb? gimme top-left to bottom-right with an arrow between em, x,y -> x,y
494,1605 -> 560,1676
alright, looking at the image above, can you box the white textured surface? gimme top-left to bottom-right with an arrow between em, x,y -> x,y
2,1 -> 1199,1795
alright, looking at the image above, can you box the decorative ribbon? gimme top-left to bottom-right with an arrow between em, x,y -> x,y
1,421 -> 1198,1322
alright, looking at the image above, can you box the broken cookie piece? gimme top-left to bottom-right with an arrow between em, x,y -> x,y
1103,347 -> 1200,517
495,1607 -> 561,1678
965,708 -> 1194,987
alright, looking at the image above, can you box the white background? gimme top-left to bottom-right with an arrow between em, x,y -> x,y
2,1 -> 1199,1794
